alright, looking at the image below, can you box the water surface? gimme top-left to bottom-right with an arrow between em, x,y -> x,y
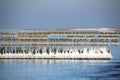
0,59 -> 120,80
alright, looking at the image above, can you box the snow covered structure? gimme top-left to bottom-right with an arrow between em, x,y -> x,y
0,28 -> 120,59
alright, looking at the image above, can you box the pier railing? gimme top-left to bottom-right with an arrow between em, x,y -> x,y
0,28 -> 120,47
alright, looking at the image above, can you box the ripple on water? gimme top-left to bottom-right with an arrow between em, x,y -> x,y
0,59 -> 120,80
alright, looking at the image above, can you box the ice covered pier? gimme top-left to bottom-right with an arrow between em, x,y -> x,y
0,28 -> 120,59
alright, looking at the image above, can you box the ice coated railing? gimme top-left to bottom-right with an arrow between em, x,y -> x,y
0,28 -> 120,59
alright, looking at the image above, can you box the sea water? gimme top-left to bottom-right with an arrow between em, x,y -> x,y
0,59 -> 120,80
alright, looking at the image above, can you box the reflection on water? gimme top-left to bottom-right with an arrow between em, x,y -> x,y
0,59 -> 111,65
0,59 -> 120,80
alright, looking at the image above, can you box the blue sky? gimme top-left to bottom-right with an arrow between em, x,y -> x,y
0,0 -> 120,58
0,0 -> 120,29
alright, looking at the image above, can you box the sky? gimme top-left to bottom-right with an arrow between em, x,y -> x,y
0,0 -> 120,29
0,0 -> 120,58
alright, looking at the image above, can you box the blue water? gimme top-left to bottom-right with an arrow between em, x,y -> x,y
0,59 -> 120,80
